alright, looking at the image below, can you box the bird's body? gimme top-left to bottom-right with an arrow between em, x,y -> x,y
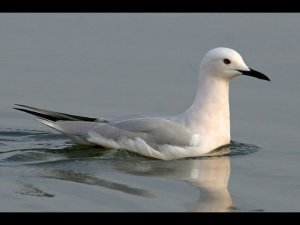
15,47 -> 270,160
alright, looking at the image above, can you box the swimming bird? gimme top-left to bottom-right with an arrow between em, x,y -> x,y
14,47 -> 270,160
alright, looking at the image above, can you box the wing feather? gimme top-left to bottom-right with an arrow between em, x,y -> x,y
90,117 -> 195,148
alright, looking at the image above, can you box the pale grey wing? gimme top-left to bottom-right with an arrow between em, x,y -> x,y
105,113 -> 167,122
90,117 -> 195,148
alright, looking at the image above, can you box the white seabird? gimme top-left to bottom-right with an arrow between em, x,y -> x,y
14,47 -> 270,160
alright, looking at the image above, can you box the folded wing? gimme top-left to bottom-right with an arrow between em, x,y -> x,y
89,117 -> 195,148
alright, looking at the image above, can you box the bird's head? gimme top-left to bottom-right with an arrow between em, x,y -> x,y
200,47 -> 270,81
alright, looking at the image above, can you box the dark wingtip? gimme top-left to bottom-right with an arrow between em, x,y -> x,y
15,104 -> 24,107
13,107 -> 33,113
13,107 -> 28,112
14,104 -> 34,108
13,107 -> 58,121
13,104 -> 98,122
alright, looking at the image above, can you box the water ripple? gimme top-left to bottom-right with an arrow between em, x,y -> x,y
0,128 -> 259,165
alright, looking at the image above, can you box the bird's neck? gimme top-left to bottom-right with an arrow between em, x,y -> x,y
181,73 -> 231,148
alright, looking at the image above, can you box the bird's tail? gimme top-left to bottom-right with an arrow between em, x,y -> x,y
13,104 -> 98,122
14,104 -> 103,145
13,104 -> 102,133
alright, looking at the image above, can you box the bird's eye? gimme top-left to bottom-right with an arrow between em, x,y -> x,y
223,58 -> 231,65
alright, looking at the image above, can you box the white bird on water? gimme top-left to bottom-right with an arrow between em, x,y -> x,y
14,47 -> 270,160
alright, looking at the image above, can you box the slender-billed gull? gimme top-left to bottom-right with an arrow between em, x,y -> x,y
14,47 -> 270,160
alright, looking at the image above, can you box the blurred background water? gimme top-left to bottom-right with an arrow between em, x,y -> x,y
0,13 -> 299,211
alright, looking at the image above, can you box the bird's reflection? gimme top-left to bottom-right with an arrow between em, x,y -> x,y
185,157 -> 232,212
33,145 -> 232,212
39,168 -> 155,198
113,146 -> 232,212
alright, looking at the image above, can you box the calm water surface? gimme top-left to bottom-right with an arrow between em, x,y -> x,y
0,13 -> 299,211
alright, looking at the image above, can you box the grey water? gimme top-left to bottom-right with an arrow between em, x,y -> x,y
0,13 -> 299,212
